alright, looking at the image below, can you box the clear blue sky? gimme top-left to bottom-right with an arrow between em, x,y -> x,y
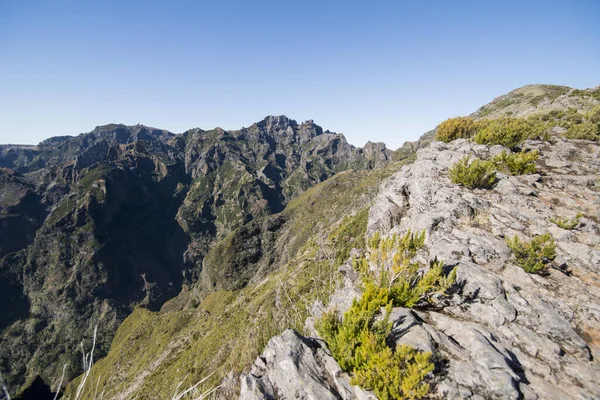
1,0 -> 599,149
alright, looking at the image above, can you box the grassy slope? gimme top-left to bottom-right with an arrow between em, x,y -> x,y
64,160 -> 413,399
471,84 -> 600,119
391,85 -> 600,161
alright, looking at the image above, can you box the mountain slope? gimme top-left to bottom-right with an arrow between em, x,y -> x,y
392,84 -> 600,161
0,116 -> 390,396
62,160 -> 412,399
241,136 -> 600,400
2,84 -> 599,400
57,84 -> 599,400
471,84 -> 600,119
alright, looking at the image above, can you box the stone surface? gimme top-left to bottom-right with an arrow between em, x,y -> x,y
245,137 -> 600,400
366,138 -> 600,399
240,329 -> 374,400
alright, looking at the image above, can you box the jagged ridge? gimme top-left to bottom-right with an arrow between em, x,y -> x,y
0,115 -> 391,396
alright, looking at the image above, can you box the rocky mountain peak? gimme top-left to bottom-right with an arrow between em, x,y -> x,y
256,115 -> 298,130
88,123 -> 174,144
0,113 -> 394,395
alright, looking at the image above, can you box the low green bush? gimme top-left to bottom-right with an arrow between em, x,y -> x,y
435,117 -> 478,143
505,233 -> 556,274
317,231 -> 456,400
473,117 -> 545,148
358,230 -> 456,308
586,106 -> 600,124
317,284 -> 434,400
550,213 -> 582,230
564,122 -> 599,141
548,110 -> 566,119
491,150 -> 539,175
565,113 -> 583,124
449,156 -> 497,189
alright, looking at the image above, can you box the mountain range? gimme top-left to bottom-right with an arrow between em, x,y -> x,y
1,84 -> 599,400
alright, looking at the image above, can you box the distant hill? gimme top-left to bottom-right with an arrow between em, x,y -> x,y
392,84 -> 600,160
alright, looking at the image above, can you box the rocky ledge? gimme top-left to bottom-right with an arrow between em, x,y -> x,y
242,137 -> 600,400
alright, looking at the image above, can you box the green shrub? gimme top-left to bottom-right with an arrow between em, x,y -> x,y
317,231 -> 456,399
317,282 -> 392,372
473,117 -> 544,148
505,233 -> 556,274
435,117 -> 477,143
564,122 -> 599,140
491,150 -> 539,175
586,106 -> 600,124
449,156 -> 497,189
565,113 -> 583,124
548,110 -> 566,119
353,340 -> 434,400
317,283 -> 434,400
358,230 -> 456,308
550,213 -> 582,230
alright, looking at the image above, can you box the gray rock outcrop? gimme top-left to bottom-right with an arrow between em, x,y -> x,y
240,329 -> 374,400
242,137 -> 600,399
366,138 -> 600,399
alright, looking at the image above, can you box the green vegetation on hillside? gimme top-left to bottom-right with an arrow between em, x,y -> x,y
570,87 -> 600,101
436,99 -> 600,150
473,85 -> 598,119
317,231 -> 456,400
449,156 -> 497,189
435,117 -> 477,143
491,150 -> 539,175
506,233 -> 557,274
528,85 -> 570,106
63,160 -> 414,399
434,115 -> 549,148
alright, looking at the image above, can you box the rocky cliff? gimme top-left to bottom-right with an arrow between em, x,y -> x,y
242,136 -> 600,399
